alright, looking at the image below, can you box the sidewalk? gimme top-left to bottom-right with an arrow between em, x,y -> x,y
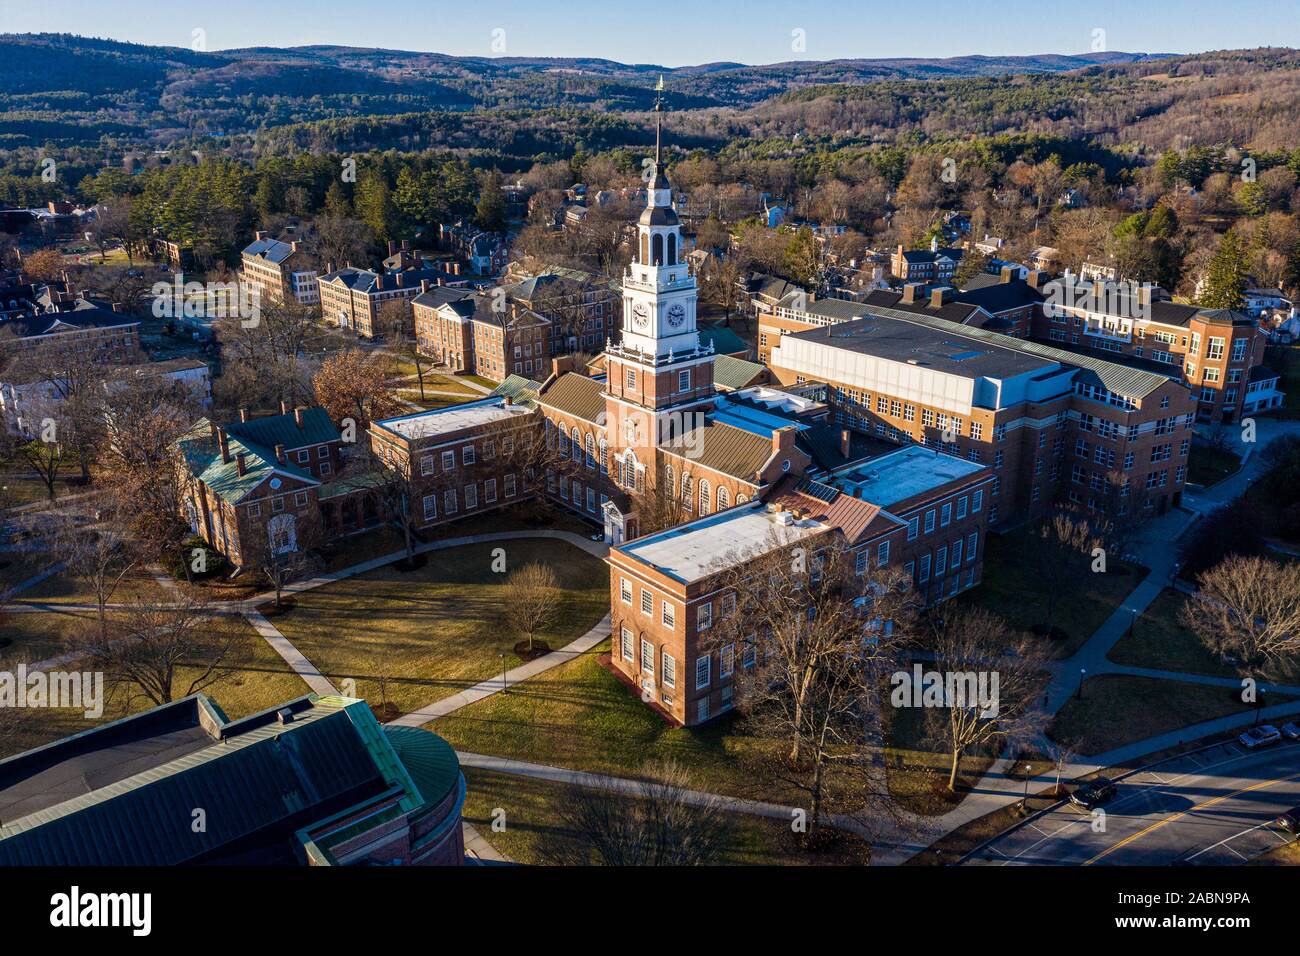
388,613 -> 612,727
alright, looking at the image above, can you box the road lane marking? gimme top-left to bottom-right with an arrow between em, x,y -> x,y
1083,770 -> 1300,866
1186,821 -> 1274,862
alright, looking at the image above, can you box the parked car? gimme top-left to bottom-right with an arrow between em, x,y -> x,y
1275,806 -> 1300,836
1239,725 -> 1282,749
1281,722 -> 1300,741
1069,776 -> 1117,810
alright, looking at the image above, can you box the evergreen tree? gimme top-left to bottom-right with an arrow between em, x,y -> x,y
475,170 -> 507,232
1198,230 -> 1248,310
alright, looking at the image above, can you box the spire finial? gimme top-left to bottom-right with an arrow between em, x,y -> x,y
653,75 -> 665,166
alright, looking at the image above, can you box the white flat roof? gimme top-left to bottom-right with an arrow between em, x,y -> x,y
831,445 -> 984,508
729,386 -> 822,415
620,503 -> 828,584
376,398 -> 531,441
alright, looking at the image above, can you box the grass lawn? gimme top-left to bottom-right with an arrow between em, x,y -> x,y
461,766 -> 870,865
270,539 -> 609,716
956,529 -> 1144,657
1108,589 -> 1300,685
1048,675 -> 1279,756
1187,443 -> 1242,487
0,614 -> 310,759
883,693 -> 997,817
14,564 -> 171,607
437,638 -> 976,822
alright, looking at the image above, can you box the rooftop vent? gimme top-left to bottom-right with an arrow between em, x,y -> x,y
276,707 -> 295,725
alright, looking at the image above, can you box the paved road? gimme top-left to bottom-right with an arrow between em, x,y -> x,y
966,739 -> 1300,866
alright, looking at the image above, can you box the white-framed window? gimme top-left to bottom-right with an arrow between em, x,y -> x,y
423,494 -> 437,519
940,503 -> 952,527
967,532 -> 978,562
297,449 -> 310,464
877,540 -> 890,567
742,639 -> 756,669
248,503 -> 261,518
485,478 -> 498,503
678,369 -> 691,391
720,643 -> 734,678
294,492 -> 308,507
421,455 -> 435,476
620,626 -> 634,660
272,497 -> 284,513
640,589 -> 653,615
444,488 -> 458,514
641,639 -> 655,676
620,577 -> 633,604
855,550 -> 868,575
697,602 -> 712,631
441,451 -> 455,471
465,484 -> 478,509
662,601 -> 675,628
972,489 -> 983,512
924,509 -> 935,533
662,652 -> 676,688
695,655 -> 711,690
505,473 -> 517,497
907,516 -> 918,540
956,496 -> 968,519
696,697 -> 710,723
462,445 -> 475,465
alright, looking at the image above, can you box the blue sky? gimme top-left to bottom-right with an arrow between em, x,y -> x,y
2,0 -> 1297,66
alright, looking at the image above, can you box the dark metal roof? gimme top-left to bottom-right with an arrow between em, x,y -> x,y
536,371 -> 606,423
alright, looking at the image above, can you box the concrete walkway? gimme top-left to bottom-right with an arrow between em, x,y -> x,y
456,751 -> 802,823
243,607 -> 338,696
388,613 -> 612,727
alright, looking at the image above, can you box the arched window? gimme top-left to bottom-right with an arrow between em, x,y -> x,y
598,439 -> 608,474
736,493 -> 748,505
664,464 -> 674,495
584,434 -> 596,469
667,233 -> 677,266
716,485 -> 729,511
558,426 -> 570,455
681,473 -> 693,511
268,513 -> 297,554
652,234 -> 663,266
698,478 -> 711,515
640,233 -> 649,265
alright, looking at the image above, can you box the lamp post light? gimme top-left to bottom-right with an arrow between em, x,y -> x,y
1077,667 -> 1087,700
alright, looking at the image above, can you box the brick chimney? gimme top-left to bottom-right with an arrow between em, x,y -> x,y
218,428 -> 230,463
1000,265 -> 1015,284
111,302 -> 122,312
930,287 -> 954,309
901,283 -> 924,305
420,279 -> 430,293
502,395 -> 513,407
395,272 -> 405,287
235,452 -> 247,476
238,406 -> 250,423
771,425 -> 798,460
840,428 -> 852,460
551,355 -> 575,378
294,407 -> 305,429
401,240 -> 410,251
387,240 -> 397,256
1027,270 -> 1045,290
275,443 -> 286,464
375,274 -> 384,291
290,240 -> 299,253
255,230 -> 269,241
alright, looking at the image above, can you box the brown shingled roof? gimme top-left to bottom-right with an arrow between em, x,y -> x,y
535,372 -> 606,424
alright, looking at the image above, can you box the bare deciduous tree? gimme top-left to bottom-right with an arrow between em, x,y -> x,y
1181,554 -> 1300,675
922,607 -> 1051,792
540,759 -> 727,866
503,562 -> 560,653
708,531 -> 915,842
80,598 -> 252,707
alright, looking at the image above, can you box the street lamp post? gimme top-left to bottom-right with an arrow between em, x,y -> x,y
1077,667 -> 1087,700
1022,763 -> 1032,809
501,653 -> 507,694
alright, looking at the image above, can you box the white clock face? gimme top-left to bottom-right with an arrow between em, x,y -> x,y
667,303 -> 686,328
632,302 -> 650,330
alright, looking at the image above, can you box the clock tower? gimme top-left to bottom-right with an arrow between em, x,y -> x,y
605,78 -> 716,480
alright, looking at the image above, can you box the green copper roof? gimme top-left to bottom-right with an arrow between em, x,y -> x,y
177,408 -> 340,503
714,354 -> 767,391
699,325 -> 749,357
382,726 -> 462,809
